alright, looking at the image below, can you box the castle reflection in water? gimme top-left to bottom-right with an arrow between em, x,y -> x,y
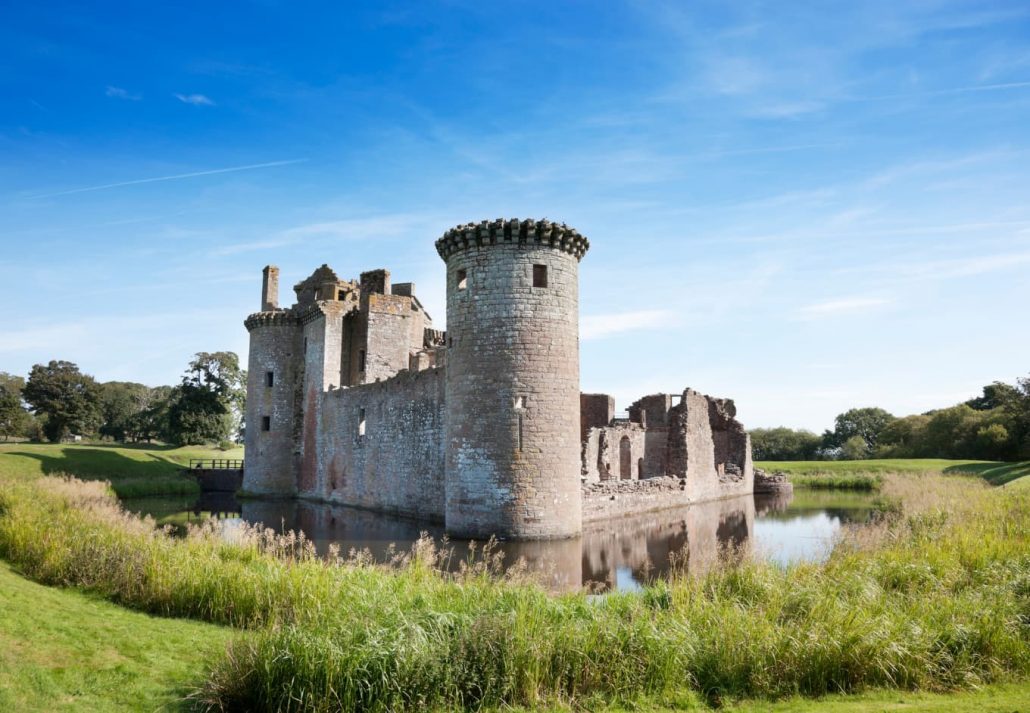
163,486 -> 869,593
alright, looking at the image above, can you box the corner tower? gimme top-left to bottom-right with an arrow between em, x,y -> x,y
243,265 -> 302,496
437,219 -> 589,539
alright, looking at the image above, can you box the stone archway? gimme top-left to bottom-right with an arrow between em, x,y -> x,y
619,436 -> 632,480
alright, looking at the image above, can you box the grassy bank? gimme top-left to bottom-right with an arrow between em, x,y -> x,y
757,458 -> 1030,491
0,442 -> 243,497
0,471 -> 1026,711
0,560 -> 230,712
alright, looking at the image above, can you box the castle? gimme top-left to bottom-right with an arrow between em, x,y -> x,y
243,218 -> 754,540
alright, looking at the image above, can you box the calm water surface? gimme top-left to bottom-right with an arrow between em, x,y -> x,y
125,489 -> 878,592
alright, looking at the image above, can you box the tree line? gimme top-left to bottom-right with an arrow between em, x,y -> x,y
750,376 -> 1030,461
0,352 -> 245,447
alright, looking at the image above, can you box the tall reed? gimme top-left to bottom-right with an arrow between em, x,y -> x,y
0,472 -> 1026,711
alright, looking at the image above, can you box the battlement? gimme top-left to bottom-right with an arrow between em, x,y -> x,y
244,310 -> 301,331
435,218 -> 589,261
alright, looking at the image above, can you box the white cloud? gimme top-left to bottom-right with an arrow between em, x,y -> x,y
27,159 -> 306,199
175,93 -> 215,106
210,214 -> 436,256
798,297 -> 891,319
581,309 -> 674,340
105,86 -> 140,100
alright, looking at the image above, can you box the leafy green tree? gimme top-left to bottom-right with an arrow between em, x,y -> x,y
98,381 -> 152,441
875,414 -> 931,457
975,423 -> 1010,460
0,372 -> 31,441
23,361 -> 102,442
749,427 -> 823,460
840,435 -> 869,460
166,352 -> 246,445
965,382 -> 1020,411
824,407 -> 896,449
134,385 -> 175,443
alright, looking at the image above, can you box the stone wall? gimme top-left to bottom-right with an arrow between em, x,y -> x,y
580,393 -> 614,443
581,423 -> 646,482
301,367 -> 446,521
669,389 -> 754,502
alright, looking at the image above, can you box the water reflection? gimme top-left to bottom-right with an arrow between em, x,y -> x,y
125,488 -> 877,592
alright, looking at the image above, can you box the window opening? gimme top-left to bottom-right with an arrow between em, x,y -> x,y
358,407 -> 366,437
456,268 -> 468,290
517,413 -> 524,452
358,349 -> 366,372
261,416 -> 271,432
265,371 -> 274,387
533,264 -> 548,288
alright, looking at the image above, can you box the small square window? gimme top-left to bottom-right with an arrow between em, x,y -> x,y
533,264 -> 548,288
514,396 -> 525,409
261,416 -> 271,432
265,371 -> 274,387
456,268 -> 468,290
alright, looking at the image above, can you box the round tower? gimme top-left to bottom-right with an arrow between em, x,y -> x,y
437,218 -> 590,539
242,266 -> 302,496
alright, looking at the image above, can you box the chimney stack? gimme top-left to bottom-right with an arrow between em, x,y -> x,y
261,265 -> 280,311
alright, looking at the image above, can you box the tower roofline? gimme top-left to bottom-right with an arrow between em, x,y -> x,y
435,218 -> 589,262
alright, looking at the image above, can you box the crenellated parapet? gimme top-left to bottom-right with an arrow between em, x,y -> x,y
435,218 -> 590,261
244,310 -> 301,331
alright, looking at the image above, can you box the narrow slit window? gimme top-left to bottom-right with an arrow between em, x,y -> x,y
265,371 -> 274,387
358,349 -> 366,372
517,413 -> 524,452
261,416 -> 271,432
533,264 -> 548,288
358,407 -> 366,437
456,268 -> 468,290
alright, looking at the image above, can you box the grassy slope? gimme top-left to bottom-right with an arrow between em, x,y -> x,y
758,458 -> 1030,487
0,442 -> 244,497
0,561 -> 230,712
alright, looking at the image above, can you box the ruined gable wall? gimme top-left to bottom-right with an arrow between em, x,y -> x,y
301,366 -> 446,521
670,389 -> 753,502
363,294 -> 426,383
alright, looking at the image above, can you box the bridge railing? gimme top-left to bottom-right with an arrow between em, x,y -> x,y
187,459 -> 245,471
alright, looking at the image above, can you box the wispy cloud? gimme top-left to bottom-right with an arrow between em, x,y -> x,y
105,86 -> 140,101
210,214 -> 435,256
25,159 -> 307,199
799,297 -> 891,319
175,93 -> 215,106
581,309 -> 674,340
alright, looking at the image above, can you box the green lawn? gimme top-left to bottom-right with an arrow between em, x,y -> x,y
0,442 -> 243,497
0,561 -> 231,712
757,458 -> 1030,487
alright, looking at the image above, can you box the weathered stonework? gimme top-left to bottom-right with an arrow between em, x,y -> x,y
243,218 -> 757,540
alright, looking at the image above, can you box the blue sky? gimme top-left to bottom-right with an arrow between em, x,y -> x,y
2,1 -> 1029,432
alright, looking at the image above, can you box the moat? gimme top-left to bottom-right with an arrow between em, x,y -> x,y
126,489 -> 878,592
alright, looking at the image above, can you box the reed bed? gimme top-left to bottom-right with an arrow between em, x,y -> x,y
788,472 -> 884,490
0,473 -> 1026,711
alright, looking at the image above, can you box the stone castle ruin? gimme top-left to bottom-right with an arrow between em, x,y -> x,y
243,218 -> 754,540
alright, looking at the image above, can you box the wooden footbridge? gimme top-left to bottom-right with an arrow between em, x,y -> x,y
186,458 -> 244,493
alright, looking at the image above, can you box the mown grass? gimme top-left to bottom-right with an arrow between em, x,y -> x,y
0,470 -> 1026,712
758,458 -> 1030,492
0,560 -> 230,712
0,442 -> 243,497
